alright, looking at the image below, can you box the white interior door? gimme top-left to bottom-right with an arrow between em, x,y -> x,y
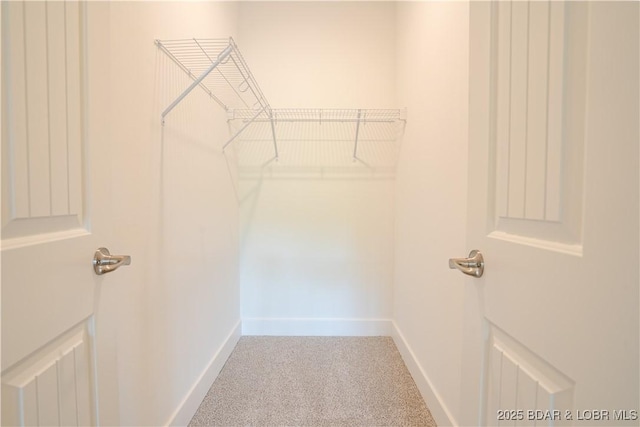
2,3 -> 122,425
461,2 -> 638,426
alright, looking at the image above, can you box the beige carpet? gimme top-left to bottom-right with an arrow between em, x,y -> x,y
189,336 -> 437,426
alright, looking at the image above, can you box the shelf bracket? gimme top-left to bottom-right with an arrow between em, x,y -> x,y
161,44 -> 234,124
268,110 -> 279,160
222,106 -> 267,151
353,109 -> 362,161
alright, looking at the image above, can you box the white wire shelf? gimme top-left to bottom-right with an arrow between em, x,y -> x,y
228,108 -> 406,171
228,108 -> 405,124
156,38 -> 271,119
156,38 -> 407,172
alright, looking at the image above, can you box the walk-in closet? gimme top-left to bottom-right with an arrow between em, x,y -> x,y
2,1 -> 638,426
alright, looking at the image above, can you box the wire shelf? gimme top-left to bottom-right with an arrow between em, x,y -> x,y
228,108 -> 404,124
156,38 -> 407,173
156,38 -> 271,118
228,108 -> 406,171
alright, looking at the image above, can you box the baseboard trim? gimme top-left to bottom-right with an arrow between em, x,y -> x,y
166,320 -> 241,427
391,321 -> 458,427
242,317 -> 393,336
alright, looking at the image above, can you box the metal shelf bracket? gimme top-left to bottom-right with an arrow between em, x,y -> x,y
353,109 -> 362,161
159,43 -> 233,124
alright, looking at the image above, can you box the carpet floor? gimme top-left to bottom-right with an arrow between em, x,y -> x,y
189,336 -> 437,426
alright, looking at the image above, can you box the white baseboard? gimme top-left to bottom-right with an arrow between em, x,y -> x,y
166,320 -> 242,427
391,321 -> 458,427
242,317 -> 393,336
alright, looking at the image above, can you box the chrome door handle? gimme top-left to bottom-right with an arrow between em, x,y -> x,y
93,247 -> 131,275
449,250 -> 484,278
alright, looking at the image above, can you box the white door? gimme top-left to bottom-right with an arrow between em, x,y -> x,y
460,2 -> 638,426
2,3 -> 123,425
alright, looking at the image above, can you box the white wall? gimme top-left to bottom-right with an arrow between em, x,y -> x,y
105,3 -> 240,425
393,2 -> 469,425
237,2 -> 397,335
237,2 -> 396,109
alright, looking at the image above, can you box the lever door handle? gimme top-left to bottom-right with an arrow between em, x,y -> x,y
449,250 -> 484,278
93,247 -> 131,275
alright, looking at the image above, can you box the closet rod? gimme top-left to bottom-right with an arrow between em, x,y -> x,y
160,43 -> 234,123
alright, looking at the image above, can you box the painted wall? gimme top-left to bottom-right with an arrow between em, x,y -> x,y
237,2 -> 396,109
236,2 -> 397,334
105,3 -> 240,425
393,2 -> 469,425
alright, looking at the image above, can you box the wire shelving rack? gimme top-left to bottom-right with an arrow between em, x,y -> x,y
156,38 -> 406,170
228,108 -> 406,170
156,37 -> 278,158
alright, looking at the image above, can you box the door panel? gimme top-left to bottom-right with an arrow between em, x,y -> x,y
2,2 -> 118,425
2,0 -> 92,369
1,322 -> 93,427
2,1 -> 84,240
463,2 -> 639,426
492,1 -> 586,249
485,323 -> 575,426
